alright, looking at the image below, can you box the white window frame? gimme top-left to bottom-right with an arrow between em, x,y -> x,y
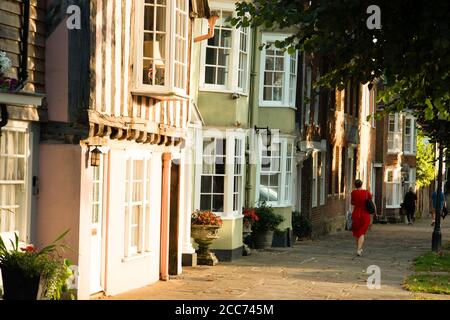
259,33 -> 298,108
124,156 -> 152,258
196,130 -> 246,217
403,115 -> 417,155
256,137 -> 295,207
199,3 -> 251,94
0,121 -> 31,243
133,0 -> 190,96
283,142 -> 294,205
385,167 -> 401,208
387,113 -> 402,153
320,151 -> 326,205
311,151 -> 318,208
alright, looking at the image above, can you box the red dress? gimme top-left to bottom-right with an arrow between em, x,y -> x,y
351,189 -> 372,238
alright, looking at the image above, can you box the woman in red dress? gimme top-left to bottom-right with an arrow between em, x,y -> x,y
351,179 -> 377,256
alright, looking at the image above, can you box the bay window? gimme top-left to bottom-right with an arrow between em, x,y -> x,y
201,7 -> 250,93
200,138 -> 226,212
260,142 -> 282,203
135,0 -> 189,95
233,138 -> 244,211
260,33 -> 298,107
284,142 -> 294,204
386,168 -> 401,208
404,116 -> 417,155
124,157 -> 152,257
387,114 -> 402,153
0,126 -> 29,241
199,134 -> 245,215
258,138 -> 295,206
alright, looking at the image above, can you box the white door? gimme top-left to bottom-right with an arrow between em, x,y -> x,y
90,157 -> 105,294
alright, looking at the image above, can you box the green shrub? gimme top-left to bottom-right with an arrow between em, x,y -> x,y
252,201 -> 284,232
292,211 -> 312,239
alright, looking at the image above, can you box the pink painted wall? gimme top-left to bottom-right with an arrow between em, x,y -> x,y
45,21 -> 69,122
37,144 -> 92,299
37,145 -> 82,261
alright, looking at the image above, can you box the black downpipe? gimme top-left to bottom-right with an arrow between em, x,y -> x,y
0,0 -> 30,135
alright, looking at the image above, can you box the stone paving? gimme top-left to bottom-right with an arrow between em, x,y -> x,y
105,216 -> 450,300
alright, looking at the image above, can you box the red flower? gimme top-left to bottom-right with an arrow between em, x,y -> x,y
192,210 -> 223,226
243,208 -> 259,225
20,245 -> 36,253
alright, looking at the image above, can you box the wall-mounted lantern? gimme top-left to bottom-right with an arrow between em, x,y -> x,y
90,146 -> 102,167
254,126 -> 272,150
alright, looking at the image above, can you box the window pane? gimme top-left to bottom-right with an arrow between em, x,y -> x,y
206,48 -> 217,65
201,176 -> 212,193
213,176 -> 224,194
200,195 -> 212,211
212,195 -> 224,212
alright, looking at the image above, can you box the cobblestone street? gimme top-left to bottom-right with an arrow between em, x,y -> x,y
106,217 -> 450,300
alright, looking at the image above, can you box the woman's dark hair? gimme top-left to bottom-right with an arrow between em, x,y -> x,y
355,179 -> 363,188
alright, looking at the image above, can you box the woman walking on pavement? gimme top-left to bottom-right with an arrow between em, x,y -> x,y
403,187 -> 417,225
351,179 -> 377,256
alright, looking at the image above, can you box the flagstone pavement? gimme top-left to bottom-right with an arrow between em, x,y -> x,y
104,216 -> 450,300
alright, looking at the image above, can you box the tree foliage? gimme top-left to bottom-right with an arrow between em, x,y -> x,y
231,0 -> 450,145
415,131 -> 435,188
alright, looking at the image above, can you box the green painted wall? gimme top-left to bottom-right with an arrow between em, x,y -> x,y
209,218 -> 244,251
258,108 -> 296,135
197,92 -> 249,128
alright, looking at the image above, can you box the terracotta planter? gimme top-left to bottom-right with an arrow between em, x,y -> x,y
191,225 -> 221,266
1,267 -> 41,300
253,230 -> 274,249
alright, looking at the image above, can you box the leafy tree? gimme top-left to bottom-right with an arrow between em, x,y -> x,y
231,0 -> 450,145
415,131 -> 436,188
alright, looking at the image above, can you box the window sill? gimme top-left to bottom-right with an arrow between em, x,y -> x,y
199,87 -> 249,97
259,104 -> 296,110
122,252 -> 152,263
131,89 -> 189,101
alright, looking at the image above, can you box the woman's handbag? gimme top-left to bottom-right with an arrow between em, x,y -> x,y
366,191 -> 376,215
443,206 -> 448,220
345,212 -> 353,231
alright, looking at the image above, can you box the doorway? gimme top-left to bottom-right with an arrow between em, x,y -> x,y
169,162 -> 180,275
90,155 -> 106,294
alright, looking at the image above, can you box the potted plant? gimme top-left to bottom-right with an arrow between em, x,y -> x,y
251,201 -> 284,249
243,207 -> 259,234
292,211 -> 312,240
0,51 -> 17,92
191,210 -> 223,265
0,230 -> 74,300
242,207 -> 259,256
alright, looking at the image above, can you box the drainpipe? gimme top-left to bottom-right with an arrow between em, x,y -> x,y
245,27 -> 260,208
194,14 -> 219,43
0,0 -> 31,136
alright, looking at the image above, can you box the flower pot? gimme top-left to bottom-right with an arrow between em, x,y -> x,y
191,225 -> 221,266
1,267 -> 41,300
253,230 -> 274,249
